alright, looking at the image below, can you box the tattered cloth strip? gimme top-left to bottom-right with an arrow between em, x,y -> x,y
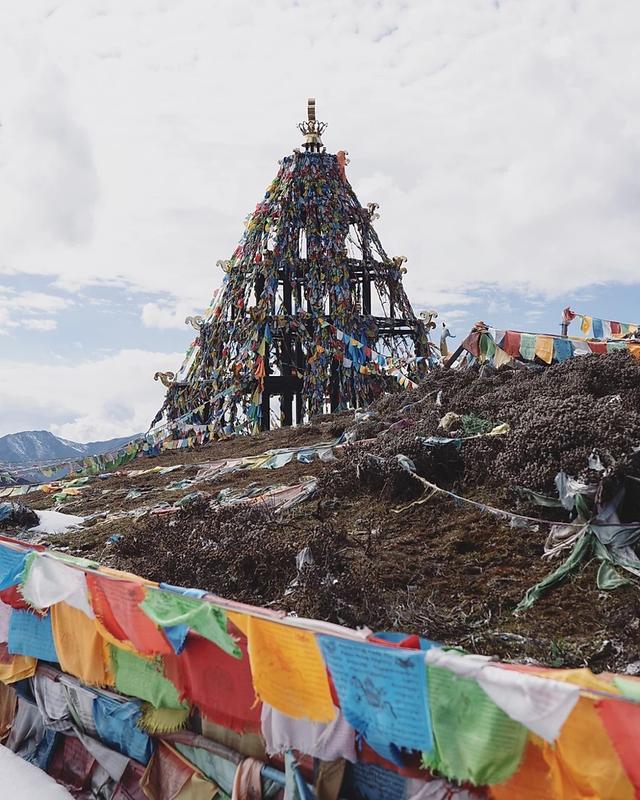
0,641 -> 36,683
0,679 -> 17,741
6,696 -> 47,761
0,599 -> 11,643
86,573 -> 172,655
163,625 -> 261,734
21,553 -> 95,618
517,520 -> 640,611
111,647 -> 187,709
140,588 -> 240,658
110,646 -> 190,733
51,602 -> 113,686
141,739 -> 218,800
32,671 -> 72,732
261,702 -> 356,763
239,614 -> 335,723
48,733 -> 96,793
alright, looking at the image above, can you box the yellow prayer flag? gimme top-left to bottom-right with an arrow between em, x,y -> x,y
580,315 -> 592,334
51,602 -> 114,687
534,335 -> 554,365
629,343 -> 640,362
0,652 -> 36,684
244,617 -> 335,722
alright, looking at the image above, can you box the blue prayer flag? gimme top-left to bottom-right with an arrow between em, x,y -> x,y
0,544 -> 29,591
93,696 -> 154,765
8,609 -> 58,663
592,319 -> 604,339
553,338 -> 574,363
317,636 -> 433,760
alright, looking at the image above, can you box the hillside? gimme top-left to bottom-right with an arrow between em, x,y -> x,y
4,351 -> 640,673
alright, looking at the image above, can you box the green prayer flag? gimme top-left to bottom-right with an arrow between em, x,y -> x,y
596,561 -> 631,590
516,532 -> 592,612
422,665 -> 527,785
140,589 -> 241,658
110,646 -> 187,710
613,676 -> 640,701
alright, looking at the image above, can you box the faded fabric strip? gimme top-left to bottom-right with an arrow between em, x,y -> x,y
0,642 -> 36,683
111,646 -> 186,709
32,672 -> 72,731
8,609 -> 58,663
0,680 -> 17,741
86,573 -> 171,655
113,761 -> 147,800
140,589 -> 240,658
60,677 -> 99,737
534,336 -> 554,365
141,740 -> 204,800
318,636 -> 431,759
0,600 -> 12,643
245,617 -> 334,723
51,602 -> 113,686
5,696 -> 46,760
173,741 -> 239,796
49,734 -> 96,793
200,718 -> 266,760
519,334 -> 536,362
261,702 -> 356,763
93,695 -> 154,765
164,626 -> 261,733
21,553 -> 95,618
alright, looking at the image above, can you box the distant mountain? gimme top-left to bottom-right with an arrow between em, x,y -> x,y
0,430 -> 139,466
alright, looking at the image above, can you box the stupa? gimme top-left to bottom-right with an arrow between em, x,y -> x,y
152,100 -> 430,437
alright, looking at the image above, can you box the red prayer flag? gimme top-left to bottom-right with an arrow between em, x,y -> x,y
597,698 -> 640,793
588,342 -> 607,355
610,321 -> 621,335
86,574 -> 171,655
163,624 -> 261,733
502,331 -> 522,358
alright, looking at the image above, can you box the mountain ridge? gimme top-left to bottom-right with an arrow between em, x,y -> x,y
0,429 -> 139,466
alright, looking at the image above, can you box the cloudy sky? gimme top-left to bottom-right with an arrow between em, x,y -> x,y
1,0 -> 640,440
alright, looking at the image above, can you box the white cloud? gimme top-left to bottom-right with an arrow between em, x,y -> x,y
0,348 -> 182,440
22,318 -> 57,331
0,0 -> 639,308
141,299 -> 201,330
0,287 -> 73,332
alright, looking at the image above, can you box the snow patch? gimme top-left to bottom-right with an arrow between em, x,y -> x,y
30,509 -> 84,534
0,744 -> 73,799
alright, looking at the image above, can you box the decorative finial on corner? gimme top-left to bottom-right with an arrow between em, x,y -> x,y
298,98 -> 327,153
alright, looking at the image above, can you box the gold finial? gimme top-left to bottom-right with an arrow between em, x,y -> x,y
298,98 -> 327,153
